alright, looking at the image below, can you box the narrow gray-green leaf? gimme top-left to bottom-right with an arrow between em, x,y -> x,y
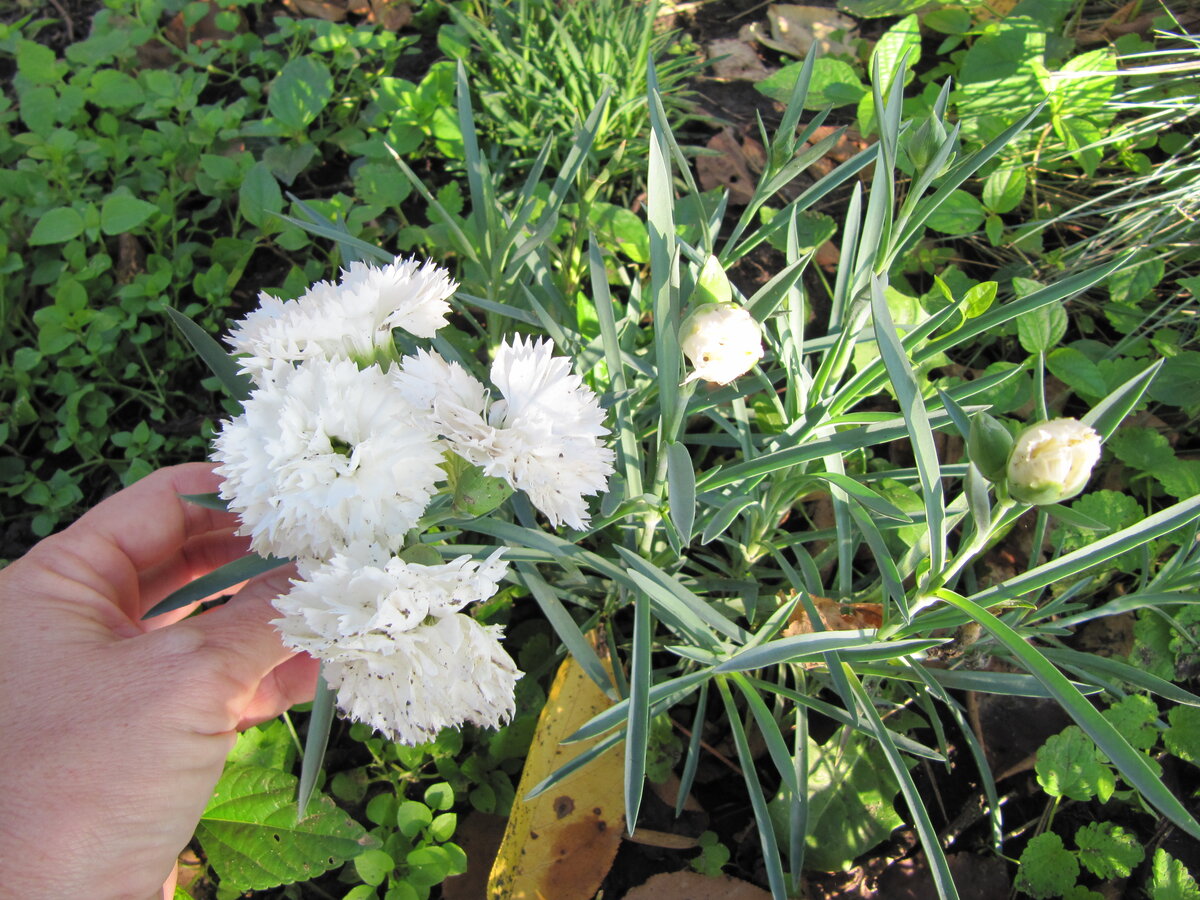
296,672 -> 337,820
939,591 -> 1200,841
164,306 -> 252,403
625,588 -> 652,833
871,276 -> 945,576
143,553 -> 287,619
1082,359 -> 1163,441
666,441 -> 696,543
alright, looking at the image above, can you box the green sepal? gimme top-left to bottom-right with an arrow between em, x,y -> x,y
691,254 -> 733,306
399,544 -> 445,567
441,451 -> 513,517
968,412 -> 1014,481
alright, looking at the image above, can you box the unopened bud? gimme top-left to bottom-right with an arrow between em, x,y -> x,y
680,303 -> 764,386
1006,418 -> 1101,506
968,412 -> 1014,482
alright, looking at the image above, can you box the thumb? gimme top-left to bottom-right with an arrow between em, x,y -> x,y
152,566 -> 303,735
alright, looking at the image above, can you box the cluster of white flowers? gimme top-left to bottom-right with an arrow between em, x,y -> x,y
212,255 -> 614,742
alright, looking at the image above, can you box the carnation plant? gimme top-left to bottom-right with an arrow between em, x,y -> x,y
162,57 -> 1200,898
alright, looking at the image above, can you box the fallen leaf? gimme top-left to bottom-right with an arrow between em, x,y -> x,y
487,642 -> 624,900
696,129 -> 764,205
164,0 -> 245,47
624,870 -> 773,900
973,0 -> 1019,21
707,38 -> 773,82
785,594 -> 882,635
742,5 -> 859,60
281,0 -> 347,21
368,0 -> 412,31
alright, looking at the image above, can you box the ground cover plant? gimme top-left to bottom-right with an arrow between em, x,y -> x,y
3,0 -> 1200,898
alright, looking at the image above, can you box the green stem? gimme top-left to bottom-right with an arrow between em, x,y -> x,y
939,498 -> 1018,588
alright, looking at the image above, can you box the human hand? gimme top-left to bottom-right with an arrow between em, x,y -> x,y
0,463 -> 319,900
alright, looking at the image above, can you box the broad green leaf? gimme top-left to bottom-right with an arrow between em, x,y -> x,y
1100,695 -> 1159,751
1075,822 -> 1144,879
769,729 -> 904,872
870,14 -> 920,96
1017,302 -> 1067,354
239,161 -> 284,228
100,193 -> 158,235
925,189 -> 986,235
757,58 -> 866,110
1047,49 -> 1118,121
1017,832 -> 1079,900
1036,726 -> 1115,802
1151,848 -> 1200,900
1165,706 -> 1200,765
228,719 -> 296,771
196,764 -> 376,892
1047,347 -> 1106,399
28,207 -> 85,245
1108,254 -> 1165,305
269,56 -> 335,132
982,165 -> 1026,214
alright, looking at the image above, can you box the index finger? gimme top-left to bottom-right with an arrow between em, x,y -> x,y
65,463 -> 239,573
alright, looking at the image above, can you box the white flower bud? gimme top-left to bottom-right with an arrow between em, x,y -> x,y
680,303 -> 764,386
1006,418 -> 1102,505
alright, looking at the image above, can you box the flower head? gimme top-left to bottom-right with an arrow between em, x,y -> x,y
1006,418 -> 1102,505
680,303 -> 764,385
393,338 -> 615,530
272,549 -> 519,744
213,358 -> 445,559
226,256 -> 456,380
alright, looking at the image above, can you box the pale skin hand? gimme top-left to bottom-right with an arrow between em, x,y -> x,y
0,463 -> 319,900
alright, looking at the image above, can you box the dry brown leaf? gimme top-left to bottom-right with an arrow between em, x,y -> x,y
486,643 -> 624,900
707,38 -> 773,82
368,0 -> 412,31
164,0 -> 245,47
741,5 -> 858,60
696,129 -> 763,205
785,594 -> 882,635
281,0 -> 347,21
974,0 -> 1020,22
624,871 -> 773,900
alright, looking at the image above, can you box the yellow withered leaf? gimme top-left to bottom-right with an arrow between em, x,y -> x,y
487,646 -> 625,900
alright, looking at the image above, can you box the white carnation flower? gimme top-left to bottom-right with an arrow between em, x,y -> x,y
393,339 -> 615,530
213,358 -> 445,559
486,336 -> 615,529
1006,418 -> 1102,506
226,256 -> 456,380
323,615 -> 521,744
680,302 -> 765,385
272,549 -> 519,744
273,547 -> 510,638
